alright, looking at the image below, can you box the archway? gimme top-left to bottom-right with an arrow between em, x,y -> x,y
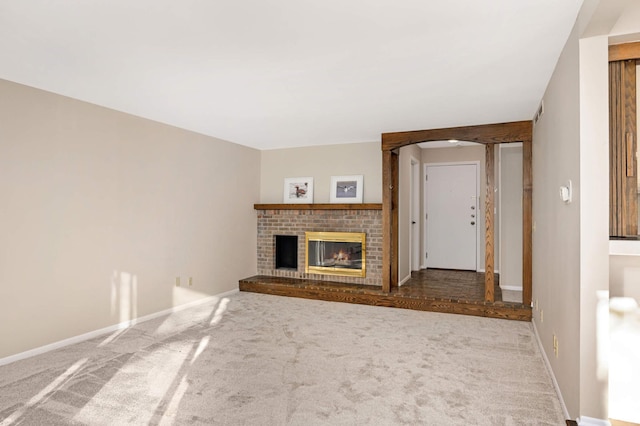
381,121 -> 532,306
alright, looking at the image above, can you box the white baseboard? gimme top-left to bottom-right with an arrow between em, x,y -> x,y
577,416 -> 611,426
0,288 -> 239,367
499,285 -> 523,291
532,319 -> 612,426
399,274 -> 411,286
477,268 -> 500,274
531,320 -> 570,420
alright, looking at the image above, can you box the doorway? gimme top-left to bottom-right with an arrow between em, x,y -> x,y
424,162 -> 479,271
498,144 -> 523,303
381,120 -> 532,305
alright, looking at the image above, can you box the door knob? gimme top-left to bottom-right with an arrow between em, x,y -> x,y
471,221 -> 475,225
412,221 -> 416,224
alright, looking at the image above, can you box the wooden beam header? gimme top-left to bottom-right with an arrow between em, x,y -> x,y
381,120 -> 532,151
609,41 -> 640,62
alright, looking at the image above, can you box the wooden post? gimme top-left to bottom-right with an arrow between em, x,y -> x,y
485,144 -> 495,302
382,149 -> 399,293
382,150 -> 392,292
391,150 -> 399,290
523,139 -> 533,306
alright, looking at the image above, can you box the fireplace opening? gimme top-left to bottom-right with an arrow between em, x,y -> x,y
305,231 -> 366,277
275,235 -> 298,270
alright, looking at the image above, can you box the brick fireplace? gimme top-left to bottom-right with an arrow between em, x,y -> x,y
255,204 -> 382,286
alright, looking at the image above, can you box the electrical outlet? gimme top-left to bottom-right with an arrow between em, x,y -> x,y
176,277 -> 180,287
553,334 -> 559,358
189,277 -> 193,286
535,299 -> 539,311
540,309 -> 543,322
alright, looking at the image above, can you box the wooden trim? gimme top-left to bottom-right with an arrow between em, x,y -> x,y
254,203 -> 382,210
609,41 -> 640,62
522,140 -> 533,306
240,277 -> 532,321
609,60 -> 638,236
382,150 -> 392,292
611,61 -> 621,234
391,151 -> 399,290
610,419 -> 640,426
382,150 -> 400,292
485,144 -> 495,302
626,132 -> 635,177
381,120 -> 532,151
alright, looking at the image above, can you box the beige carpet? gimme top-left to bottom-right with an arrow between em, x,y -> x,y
0,292 -> 565,425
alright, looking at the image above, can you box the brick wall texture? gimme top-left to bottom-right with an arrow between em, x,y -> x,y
256,209 -> 382,286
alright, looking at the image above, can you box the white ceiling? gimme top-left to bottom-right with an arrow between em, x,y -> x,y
0,1 -> 583,150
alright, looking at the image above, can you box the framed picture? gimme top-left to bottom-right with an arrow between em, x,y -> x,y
330,175 -> 363,203
283,177 -> 314,203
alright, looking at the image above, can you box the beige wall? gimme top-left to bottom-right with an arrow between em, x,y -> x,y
610,255 -> 640,301
260,142 -> 382,204
499,145 -> 523,290
532,4 -> 614,417
399,144 -> 422,283
532,17 -> 582,418
0,79 -> 260,359
578,33 -> 610,420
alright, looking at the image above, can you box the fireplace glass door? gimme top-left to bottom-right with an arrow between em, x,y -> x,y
305,232 -> 366,277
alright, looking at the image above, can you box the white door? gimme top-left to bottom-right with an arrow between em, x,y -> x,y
425,163 -> 478,270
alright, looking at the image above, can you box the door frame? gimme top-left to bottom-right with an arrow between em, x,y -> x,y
410,156 -> 421,271
424,161 -> 481,272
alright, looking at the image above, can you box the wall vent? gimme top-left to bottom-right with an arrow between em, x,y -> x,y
533,100 -> 545,125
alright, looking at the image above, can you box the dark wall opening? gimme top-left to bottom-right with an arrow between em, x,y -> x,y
275,235 -> 298,269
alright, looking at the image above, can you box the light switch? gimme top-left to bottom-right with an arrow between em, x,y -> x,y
559,180 -> 572,203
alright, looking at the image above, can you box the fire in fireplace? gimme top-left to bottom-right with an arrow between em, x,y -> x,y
305,231 -> 366,277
